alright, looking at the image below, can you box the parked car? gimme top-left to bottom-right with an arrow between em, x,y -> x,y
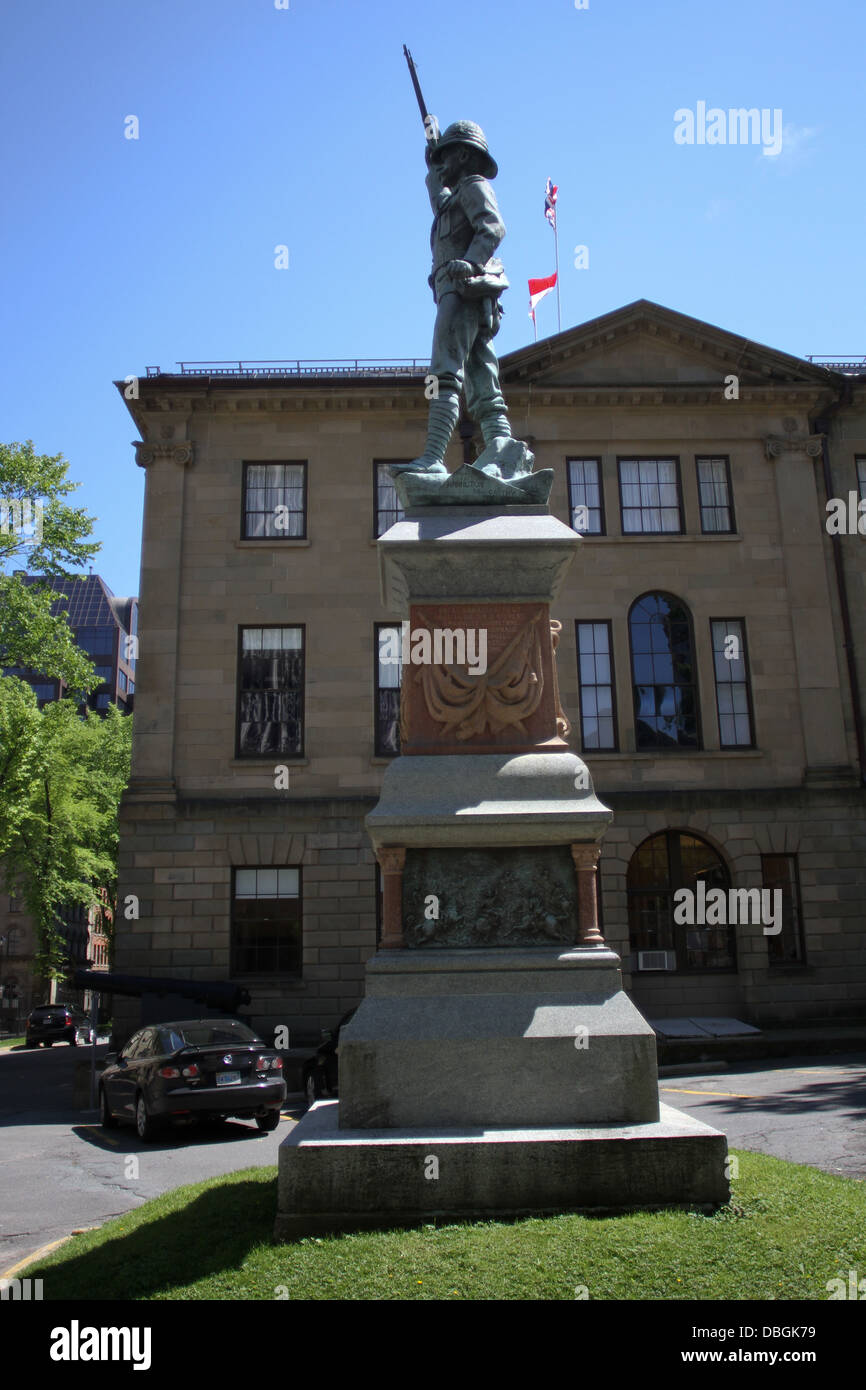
99,1017 -> 286,1141
302,1009 -> 356,1107
25,1005 -> 95,1048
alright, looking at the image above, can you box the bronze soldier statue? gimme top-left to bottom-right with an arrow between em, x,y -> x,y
391,120 -> 534,482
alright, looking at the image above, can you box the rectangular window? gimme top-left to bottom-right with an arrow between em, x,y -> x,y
575,621 -> 617,750
242,461 -> 307,539
232,866 -> 302,975
696,456 -> 735,533
74,626 -> 115,655
857,457 -> 866,502
618,458 -> 682,533
237,626 -> 304,757
566,459 -> 604,534
375,623 -> 402,756
374,461 -> 406,537
710,619 -> 754,747
762,854 -> 806,965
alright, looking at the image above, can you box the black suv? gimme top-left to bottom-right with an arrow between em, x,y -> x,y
25,1005 -> 94,1047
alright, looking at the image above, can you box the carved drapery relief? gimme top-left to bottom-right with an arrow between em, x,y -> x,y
412,608 -> 545,741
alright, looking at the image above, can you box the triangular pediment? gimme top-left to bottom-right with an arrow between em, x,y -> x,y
500,299 -> 834,390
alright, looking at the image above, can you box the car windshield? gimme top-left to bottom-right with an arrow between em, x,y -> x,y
164,1021 -> 263,1051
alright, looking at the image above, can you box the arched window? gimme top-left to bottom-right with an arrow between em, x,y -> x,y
629,593 -> 699,749
628,830 -> 735,971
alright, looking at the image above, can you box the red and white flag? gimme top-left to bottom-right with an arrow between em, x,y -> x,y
528,271 -> 557,322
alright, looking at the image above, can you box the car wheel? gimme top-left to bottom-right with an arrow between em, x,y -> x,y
135,1092 -> 159,1143
304,1069 -> 320,1108
100,1086 -> 118,1129
256,1109 -> 281,1132
68,1035 -> 77,1046
41,1041 -> 52,1048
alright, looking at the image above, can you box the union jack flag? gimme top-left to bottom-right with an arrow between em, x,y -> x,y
544,178 -> 558,230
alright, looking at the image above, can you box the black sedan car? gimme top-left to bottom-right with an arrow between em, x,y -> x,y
26,1005 -> 95,1047
100,1018 -> 286,1141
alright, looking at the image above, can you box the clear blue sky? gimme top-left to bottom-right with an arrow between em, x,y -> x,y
1,0 -> 863,597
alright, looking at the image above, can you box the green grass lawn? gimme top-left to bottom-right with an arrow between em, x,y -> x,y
0,1036 -> 25,1050
26,1149 -> 864,1301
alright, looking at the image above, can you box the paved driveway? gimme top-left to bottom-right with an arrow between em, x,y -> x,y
660,1052 -> 866,1179
0,1043 -> 302,1272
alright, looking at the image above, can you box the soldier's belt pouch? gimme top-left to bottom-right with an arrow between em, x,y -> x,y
461,268 -> 509,298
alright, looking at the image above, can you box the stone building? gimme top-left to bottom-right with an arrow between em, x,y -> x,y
113,299 -> 866,1044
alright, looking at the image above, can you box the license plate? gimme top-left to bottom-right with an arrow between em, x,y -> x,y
216,1071 -> 241,1087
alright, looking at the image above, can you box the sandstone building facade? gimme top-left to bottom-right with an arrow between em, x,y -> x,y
113,300 -> 866,1043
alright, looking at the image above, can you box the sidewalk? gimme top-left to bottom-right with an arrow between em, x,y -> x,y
657,1022 -> 866,1068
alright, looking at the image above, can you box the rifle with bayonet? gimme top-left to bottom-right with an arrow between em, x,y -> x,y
403,45 -> 439,146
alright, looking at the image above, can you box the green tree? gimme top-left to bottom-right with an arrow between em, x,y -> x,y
1,698 -> 133,978
0,677 -> 44,857
0,439 -> 101,691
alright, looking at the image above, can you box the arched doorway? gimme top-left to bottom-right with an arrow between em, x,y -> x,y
627,830 -> 735,971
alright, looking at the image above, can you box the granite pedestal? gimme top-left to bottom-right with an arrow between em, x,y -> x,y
275,501 -> 729,1238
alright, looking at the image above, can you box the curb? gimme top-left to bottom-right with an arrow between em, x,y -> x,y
0,1236 -> 73,1281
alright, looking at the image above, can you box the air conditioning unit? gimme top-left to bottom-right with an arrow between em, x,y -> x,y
637,950 -> 676,971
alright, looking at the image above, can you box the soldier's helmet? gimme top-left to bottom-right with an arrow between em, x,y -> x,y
431,120 -> 498,179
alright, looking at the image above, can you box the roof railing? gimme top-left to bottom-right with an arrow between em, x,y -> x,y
145,359 -> 429,378
805,356 -> 866,373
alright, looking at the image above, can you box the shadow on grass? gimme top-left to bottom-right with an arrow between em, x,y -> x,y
39,1175 -> 279,1301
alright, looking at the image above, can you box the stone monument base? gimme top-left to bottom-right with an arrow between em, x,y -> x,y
337,948 -> 659,1129
273,1101 -> 729,1240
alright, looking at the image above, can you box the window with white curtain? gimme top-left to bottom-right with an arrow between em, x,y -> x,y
618,458 -> 682,533
242,461 -> 307,538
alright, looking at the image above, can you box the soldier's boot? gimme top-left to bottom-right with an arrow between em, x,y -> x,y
478,409 -> 513,445
474,408 -> 534,480
389,393 -> 458,476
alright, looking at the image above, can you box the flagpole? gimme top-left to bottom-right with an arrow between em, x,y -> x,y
554,211 -> 562,333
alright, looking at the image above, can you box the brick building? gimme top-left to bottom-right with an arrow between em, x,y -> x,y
113,300 -> 866,1044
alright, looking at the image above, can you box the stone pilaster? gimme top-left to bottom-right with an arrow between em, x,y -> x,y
765,431 -> 851,775
376,847 -> 406,950
125,438 -> 196,799
570,842 -> 605,946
